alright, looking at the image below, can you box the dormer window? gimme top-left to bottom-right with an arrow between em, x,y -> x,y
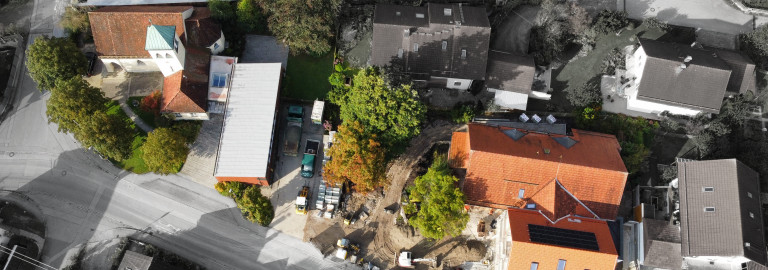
461,49 -> 467,59
702,187 -> 714,192
704,207 -> 715,212
441,41 -> 447,51
396,11 -> 401,16
444,8 -> 452,16
156,53 -> 162,58
415,13 -> 424,18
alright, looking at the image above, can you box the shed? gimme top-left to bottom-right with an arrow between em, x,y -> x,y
214,63 -> 282,186
311,100 -> 324,125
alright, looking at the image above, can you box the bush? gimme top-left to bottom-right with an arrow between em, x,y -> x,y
140,90 -> 161,116
643,17 -> 669,30
237,185 -> 274,226
592,10 -> 630,34
600,48 -> 626,75
450,104 -> 475,124
565,81 -> 602,108
740,24 -> 768,69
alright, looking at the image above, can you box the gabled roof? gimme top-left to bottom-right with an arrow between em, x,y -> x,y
636,38 -> 732,113
524,179 -> 599,221
185,8 -> 222,49
89,6 -> 191,57
449,123 -> 628,219
145,25 -> 176,50
712,48 -> 757,94
161,47 -> 210,113
678,159 -> 767,266
371,3 -> 490,81
507,208 -> 617,270
485,50 -> 535,94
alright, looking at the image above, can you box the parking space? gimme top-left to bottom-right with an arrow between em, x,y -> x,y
262,103 -> 325,239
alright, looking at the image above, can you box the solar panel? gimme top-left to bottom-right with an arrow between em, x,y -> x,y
528,224 -> 600,251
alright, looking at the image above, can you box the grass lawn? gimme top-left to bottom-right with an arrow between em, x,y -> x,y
105,100 -> 149,174
284,53 -> 334,101
551,23 -> 695,109
127,96 -> 156,128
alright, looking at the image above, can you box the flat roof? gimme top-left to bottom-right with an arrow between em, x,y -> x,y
214,63 -> 282,178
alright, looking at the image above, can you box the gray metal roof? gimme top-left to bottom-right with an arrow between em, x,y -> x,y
677,159 -> 767,266
636,39 -> 732,113
485,50 -> 535,94
371,3 -> 490,81
117,251 -> 153,270
642,218 -> 682,269
214,63 -> 282,178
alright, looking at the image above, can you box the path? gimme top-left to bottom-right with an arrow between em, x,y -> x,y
119,100 -> 153,133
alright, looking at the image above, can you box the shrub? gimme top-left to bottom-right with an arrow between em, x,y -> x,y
140,90 -> 161,116
643,17 -> 669,30
451,104 -> 475,124
592,10 -> 630,34
740,24 -> 768,69
237,185 -> 274,226
565,81 -> 602,108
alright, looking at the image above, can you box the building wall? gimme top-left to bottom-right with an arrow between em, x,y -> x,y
683,256 -> 751,270
624,45 -> 647,98
148,36 -> 186,77
209,32 -> 226,55
100,58 -> 159,73
626,93 -> 702,116
215,176 -> 269,186
168,112 -> 210,121
445,77 -> 473,90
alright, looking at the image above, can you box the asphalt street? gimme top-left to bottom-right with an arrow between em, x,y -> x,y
0,0 -> 352,269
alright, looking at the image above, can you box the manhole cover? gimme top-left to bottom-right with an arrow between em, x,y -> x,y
650,8 -> 656,12
8,152 -> 13,157
61,171 -> 67,176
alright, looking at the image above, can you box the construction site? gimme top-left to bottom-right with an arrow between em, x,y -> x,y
301,121 -> 499,269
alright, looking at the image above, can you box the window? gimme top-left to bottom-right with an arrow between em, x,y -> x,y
751,212 -> 755,219
396,11 -> 401,16
214,42 -> 220,50
704,207 -> 715,212
212,73 -> 227,88
518,189 -> 525,198
397,48 -> 404,59
136,60 -> 146,66
403,29 -> 409,38
174,39 -> 179,52
156,53 -> 162,58
746,242 -> 752,247
702,187 -> 714,192
557,260 -> 566,270
166,53 -> 172,58
413,43 -> 419,52
530,262 -> 538,270
444,8 -> 452,16
526,203 -> 536,209
442,41 -> 448,51
415,13 -> 425,18
748,192 -> 753,198
461,49 -> 467,59
453,81 -> 461,86
174,113 -> 182,118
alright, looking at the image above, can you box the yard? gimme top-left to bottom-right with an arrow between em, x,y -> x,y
283,53 -> 334,101
127,96 -> 156,128
105,101 -> 149,174
550,23 -> 695,110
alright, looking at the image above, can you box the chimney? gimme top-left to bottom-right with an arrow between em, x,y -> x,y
683,55 -> 692,63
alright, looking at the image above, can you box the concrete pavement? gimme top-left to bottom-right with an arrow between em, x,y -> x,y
624,0 -> 768,35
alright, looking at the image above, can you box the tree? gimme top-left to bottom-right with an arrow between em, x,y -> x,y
140,90 -> 162,116
236,185 -> 274,226
208,0 -> 236,22
323,121 -> 388,194
46,77 -> 108,133
236,0 -> 265,33
565,81 -> 602,107
330,68 -> 426,147
530,0 -> 573,65
591,10 -> 630,34
26,36 -> 87,91
404,154 -> 469,240
60,6 -> 91,34
741,24 -> 768,69
75,110 -> 133,161
256,0 -> 342,55
142,128 -> 190,174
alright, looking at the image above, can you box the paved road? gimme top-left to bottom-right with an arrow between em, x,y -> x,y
624,0 -> 767,35
0,0 -> 352,269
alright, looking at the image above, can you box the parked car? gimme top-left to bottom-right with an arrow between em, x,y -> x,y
85,52 -> 97,77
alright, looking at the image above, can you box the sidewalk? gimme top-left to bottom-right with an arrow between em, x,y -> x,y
119,100 -> 153,133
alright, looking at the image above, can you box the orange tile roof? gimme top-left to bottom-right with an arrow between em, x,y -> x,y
161,47 -> 210,113
507,208 -> 618,270
90,6 -> 192,57
449,131 -> 469,168
451,123 -> 628,219
524,179 -> 598,220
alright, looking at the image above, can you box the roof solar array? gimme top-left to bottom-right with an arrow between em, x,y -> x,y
528,224 -> 600,251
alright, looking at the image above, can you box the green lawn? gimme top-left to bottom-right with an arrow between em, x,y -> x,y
284,53 -> 334,100
127,96 -> 157,128
551,24 -> 694,108
105,100 -> 149,174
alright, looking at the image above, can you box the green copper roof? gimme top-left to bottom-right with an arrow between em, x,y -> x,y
145,25 -> 176,51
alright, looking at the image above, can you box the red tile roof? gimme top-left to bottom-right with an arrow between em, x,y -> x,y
451,123 -> 628,219
161,47 -> 210,113
507,208 -> 618,270
89,6 -> 192,57
524,179 -> 598,220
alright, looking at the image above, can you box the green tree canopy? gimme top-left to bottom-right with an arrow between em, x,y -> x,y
236,0 -> 265,33
26,36 -> 87,91
256,0 -> 342,55
329,68 -> 426,147
323,121 -> 388,194
60,6 -> 91,33
75,110 -> 133,161
236,185 -> 274,226
142,127 -> 190,174
46,77 -> 108,133
208,0 -> 236,22
404,154 -> 469,240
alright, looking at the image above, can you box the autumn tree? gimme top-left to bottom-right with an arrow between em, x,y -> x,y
46,77 -> 108,133
323,121 -> 388,194
404,153 -> 469,240
236,185 -> 274,226
142,127 -> 190,174
329,68 -> 425,147
26,36 -> 87,91
60,6 -> 91,34
140,90 -> 162,116
256,0 -> 342,55
75,110 -> 133,161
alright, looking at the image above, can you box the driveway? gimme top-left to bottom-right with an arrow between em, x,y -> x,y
263,103 -> 324,240
491,5 -> 540,54
179,114 -> 223,187
624,0 -> 767,35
